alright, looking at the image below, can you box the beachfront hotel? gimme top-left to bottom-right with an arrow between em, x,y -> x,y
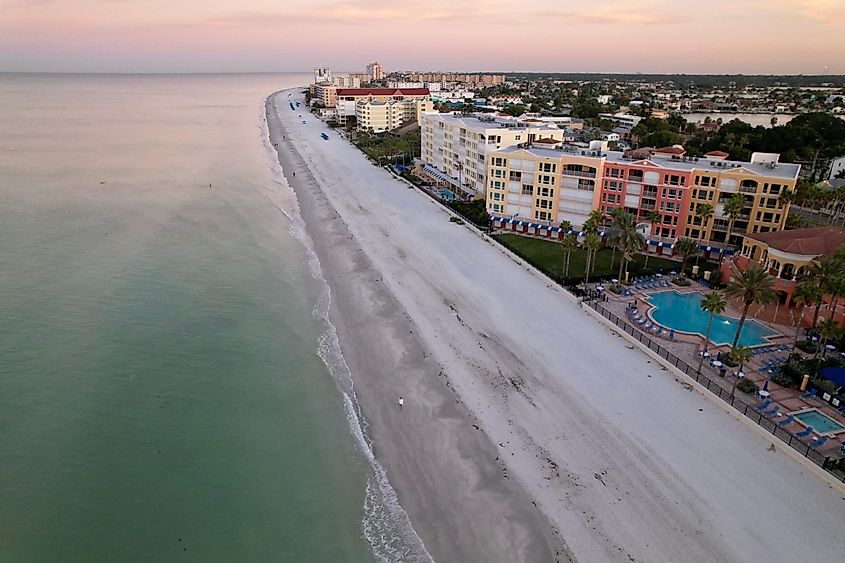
334,87 -> 431,128
485,142 -> 799,247
356,98 -> 434,134
419,113 -> 567,198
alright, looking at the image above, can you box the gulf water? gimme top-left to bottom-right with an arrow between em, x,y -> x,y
0,73 -> 376,562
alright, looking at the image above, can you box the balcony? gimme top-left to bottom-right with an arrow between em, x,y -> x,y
640,202 -> 656,211
564,169 -> 596,179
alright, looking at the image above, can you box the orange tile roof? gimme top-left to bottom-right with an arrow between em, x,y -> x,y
654,145 -> 687,155
747,227 -> 845,257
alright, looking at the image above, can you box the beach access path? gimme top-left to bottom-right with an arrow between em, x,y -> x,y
268,91 -> 844,563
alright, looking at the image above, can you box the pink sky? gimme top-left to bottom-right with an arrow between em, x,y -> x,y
1,0 -> 843,73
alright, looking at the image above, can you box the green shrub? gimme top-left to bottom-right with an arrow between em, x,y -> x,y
771,372 -> 797,387
722,354 -> 739,367
811,377 -> 839,396
672,277 -> 691,286
796,339 -> 818,354
736,378 -> 759,394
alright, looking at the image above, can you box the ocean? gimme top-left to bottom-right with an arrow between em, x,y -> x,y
0,73 -> 380,561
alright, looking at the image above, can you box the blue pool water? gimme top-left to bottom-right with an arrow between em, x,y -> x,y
648,290 -> 780,347
794,410 -> 845,434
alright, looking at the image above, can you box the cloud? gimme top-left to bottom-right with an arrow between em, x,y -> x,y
740,0 -> 845,24
204,0 -> 679,29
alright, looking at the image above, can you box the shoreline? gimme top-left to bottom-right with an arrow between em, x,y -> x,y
266,89 -> 844,563
265,92 -> 566,562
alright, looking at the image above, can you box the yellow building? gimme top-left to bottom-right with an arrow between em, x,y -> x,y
485,142 -> 605,227
314,84 -> 337,108
683,151 -> 799,247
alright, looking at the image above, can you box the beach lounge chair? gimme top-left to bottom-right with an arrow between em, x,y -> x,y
754,399 -> 772,410
838,404 -> 845,415
762,405 -> 780,418
796,426 -> 814,438
800,389 -> 816,400
655,327 -> 664,336
643,322 -> 653,331
668,329 -> 675,341
809,436 -> 829,449
777,415 -> 794,427
839,442 -> 845,456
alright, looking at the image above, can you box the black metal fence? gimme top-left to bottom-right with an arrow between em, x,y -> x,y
584,298 -> 845,482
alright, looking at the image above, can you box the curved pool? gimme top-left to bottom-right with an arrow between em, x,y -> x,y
647,290 -> 780,347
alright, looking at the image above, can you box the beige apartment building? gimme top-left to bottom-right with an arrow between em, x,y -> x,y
356,99 -> 434,133
485,142 -> 604,227
333,87 -> 430,127
419,113 -> 566,198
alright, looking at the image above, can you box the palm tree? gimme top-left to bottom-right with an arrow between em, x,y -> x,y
729,345 -> 753,396
725,265 -> 777,348
608,209 -> 623,271
561,234 -> 578,278
791,280 -> 821,353
610,211 -> 644,283
806,258 -> 844,328
694,203 -> 714,265
674,238 -> 699,276
723,193 -> 747,248
817,318 -> 840,355
643,210 -> 662,269
695,203 -> 714,241
559,219 -> 572,235
613,211 -> 645,280
583,232 -> 600,285
697,292 -> 727,374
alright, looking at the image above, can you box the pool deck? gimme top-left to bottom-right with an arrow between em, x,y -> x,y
600,280 -> 845,459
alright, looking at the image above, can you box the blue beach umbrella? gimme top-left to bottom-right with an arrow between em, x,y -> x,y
763,380 -> 769,392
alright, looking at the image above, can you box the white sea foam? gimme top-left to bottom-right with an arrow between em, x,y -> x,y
260,95 -> 433,563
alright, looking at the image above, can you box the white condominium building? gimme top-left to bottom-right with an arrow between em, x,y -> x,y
419,113 -> 566,198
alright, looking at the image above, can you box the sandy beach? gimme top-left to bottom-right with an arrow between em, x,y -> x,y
266,90 -> 844,563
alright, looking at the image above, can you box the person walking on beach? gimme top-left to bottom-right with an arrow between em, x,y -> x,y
398,397 -> 404,409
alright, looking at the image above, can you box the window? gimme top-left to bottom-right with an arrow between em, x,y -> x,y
539,162 -> 556,173
521,184 -> 533,195
492,157 -> 504,166
538,187 -> 554,198
509,171 -> 522,181
539,174 -> 556,185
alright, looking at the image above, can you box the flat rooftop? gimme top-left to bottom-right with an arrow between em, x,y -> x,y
422,113 -> 561,131
495,144 -> 801,180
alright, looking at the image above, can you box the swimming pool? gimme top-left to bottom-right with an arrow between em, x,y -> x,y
647,290 -> 780,347
793,409 -> 845,435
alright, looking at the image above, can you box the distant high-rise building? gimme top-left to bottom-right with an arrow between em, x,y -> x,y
314,67 -> 332,84
366,62 -> 384,81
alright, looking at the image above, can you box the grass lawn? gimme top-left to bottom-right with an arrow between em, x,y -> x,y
353,130 -> 420,165
494,233 -> 719,283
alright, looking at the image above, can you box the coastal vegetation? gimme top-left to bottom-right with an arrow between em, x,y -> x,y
353,130 -> 421,166
493,233 -> 717,285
